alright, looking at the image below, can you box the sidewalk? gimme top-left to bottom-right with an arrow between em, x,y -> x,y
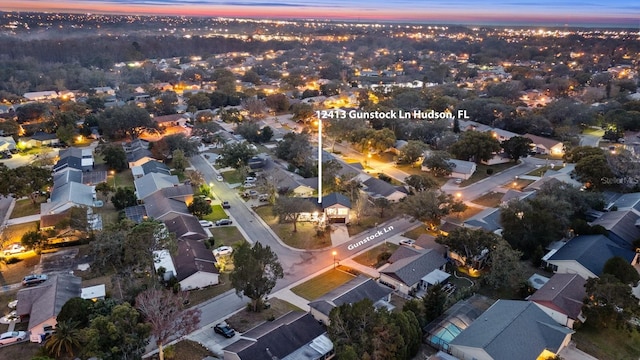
5,214 -> 41,226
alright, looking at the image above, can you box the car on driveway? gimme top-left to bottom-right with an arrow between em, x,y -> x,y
199,220 -> 214,228
243,182 -> 256,188
214,322 -> 235,338
0,331 -> 27,345
212,246 -> 233,257
216,175 -> 224,182
22,274 -> 48,287
244,176 -> 257,183
399,239 -> 415,247
222,201 -> 231,209
215,219 -> 233,226
3,244 -> 26,255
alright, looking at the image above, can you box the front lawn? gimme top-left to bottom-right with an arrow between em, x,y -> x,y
152,340 -> 214,360
0,251 -> 41,286
507,178 -> 534,191
573,325 -> 640,360
208,227 -> 247,247
471,192 -> 503,208
444,205 -> 483,222
221,169 -> 243,184
9,198 -> 45,219
291,269 -> 356,301
353,243 -> 399,268
526,165 -> 552,177
460,162 -> 518,186
254,205 -> 331,249
202,204 -> 228,221
114,170 -> 135,188
2,221 -> 39,243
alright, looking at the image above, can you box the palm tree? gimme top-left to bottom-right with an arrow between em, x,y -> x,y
45,320 -> 81,359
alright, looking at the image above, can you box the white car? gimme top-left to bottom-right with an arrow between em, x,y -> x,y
216,175 -> 224,182
0,331 -> 27,345
245,176 -> 257,183
213,246 -> 233,257
243,182 -> 256,188
399,239 -> 416,247
3,244 -> 26,255
455,178 -> 463,184
199,220 -> 214,228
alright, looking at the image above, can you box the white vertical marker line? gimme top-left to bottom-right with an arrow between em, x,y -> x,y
318,117 -> 322,204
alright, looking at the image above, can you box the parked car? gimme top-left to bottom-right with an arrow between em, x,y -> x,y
244,176 -> 257,183
22,274 -> 48,287
216,175 -> 224,182
455,178 -> 463,184
199,220 -> 214,228
258,194 -> 269,202
222,201 -> 231,209
213,246 -> 233,257
214,322 -> 235,338
215,219 -> 233,226
3,244 -> 26,255
243,182 -> 256,188
0,331 -> 27,345
399,239 -> 416,247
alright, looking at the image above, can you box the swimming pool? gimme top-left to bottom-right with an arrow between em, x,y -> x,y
428,322 -> 463,349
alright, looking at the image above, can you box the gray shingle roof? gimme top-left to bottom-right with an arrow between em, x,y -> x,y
16,275 -> 82,331
224,312 -> 329,360
449,300 -> 573,360
143,190 -> 189,220
591,210 -> 640,247
322,192 -> 351,208
548,234 -> 636,276
163,213 -> 207,240
141,160 -> 171,176
127,148 -> 154,163
380,248 -> 447,287
362,177 -> 408,198
529,273 -> 586,320
135,173 -> 179,200
175,239 -> 218,282
308,275 -> 392,316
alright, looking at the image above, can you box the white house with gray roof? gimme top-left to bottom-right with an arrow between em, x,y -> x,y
449,300 -> 574,360
379,247 -> 448,295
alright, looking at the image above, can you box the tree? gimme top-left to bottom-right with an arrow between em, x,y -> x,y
436,228 -> 497,270
21,230 -> 46,250
97,104 -> 155,139
423,284 -> 447,323
404,174 -> 438,192
235,121 -> 263,143
275,131 -> 313,169
45,320 -> 82,359
328,299 -> 420,360
397,140 -> 427,165
583,274 -> 640,328
111,187 -> 137,210
272,196 -> 317,232
400,190 -> 466,228
482,238 -> 525,290
188,197 -> 212,218
373,198 -> 391,218
230,242 -> 284,312
421,151 -> 454,177
603,256 -> 640,286
265,93 -> 289,112
185,170 -> 205,187
501,136 -> 533,161
563,146 -> 605,163
574,154 -> 613,188
171,149 -> 187,173
99,144 -> 128,171
218,142 -> 256,168
125,220 -> 176,274
95,182 -> 114,199
136,288 -> 201,360
81,302 -> 151,360
260,125 -> 274,142
0,164 -> 52,204
449,131 -> 501,164
57,297 -> 94,328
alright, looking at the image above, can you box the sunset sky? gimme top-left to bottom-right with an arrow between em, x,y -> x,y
3,0 -> 639,26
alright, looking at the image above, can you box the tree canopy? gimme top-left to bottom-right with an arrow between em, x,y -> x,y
218,142 -> 256,169
501,136 -> 533,161
400,189 -> 466,228
272,196 -> 317,232
0,164 -> 52,203
449,131 -> 501,164
230,242 -> 284,312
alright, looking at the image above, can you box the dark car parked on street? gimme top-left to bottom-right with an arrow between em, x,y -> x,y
214,322 -> 235,338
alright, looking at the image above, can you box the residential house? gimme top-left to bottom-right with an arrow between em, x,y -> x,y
142,190 -> 190,220
175,239 -> 219,290
81,284 -> 106,302
153,249 -> 177,281
153,113 -> 189,128
421,157 -> 477,180
379,247 -> 448,295
464,208 -> 503,233
163,213 -> 208,241
123,205 -> 148,223
127,148 -> 156,168
266,167 -> 315,197
123,138 -> 149,153
488,128 -> 519,142
41,180 -> 96,215
29,132 -> 60,147
357,174 -> 408,202
222,312 -> 334,360
132,160 -> 171,178
54,147 -> 94,172
544,234 -> 638,280
529,273 -> 587,329
309,275 -> 393,324
23,91 -> 58,101
523,133 -> 564,156
134,172 -> 180,200
321,192 -> 351,224
448,300 -> 574,360
16,274 -> 82,343
91,86 -> 117,95
0,136 -> 16,151
590,210 -> 640,248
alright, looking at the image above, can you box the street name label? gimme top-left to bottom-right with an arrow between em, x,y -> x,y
347,225 -> 395,251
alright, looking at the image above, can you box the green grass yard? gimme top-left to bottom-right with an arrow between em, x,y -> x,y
460,162 -> 518,186
471,192 -> 504,208
208,226 -> 247,247
573,325 -> 640,360
352,243 -> 399,268
9,198 -> 44,219
291,269 -> 356,300
203,204 -> 228,221
254,205 -> 331,249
